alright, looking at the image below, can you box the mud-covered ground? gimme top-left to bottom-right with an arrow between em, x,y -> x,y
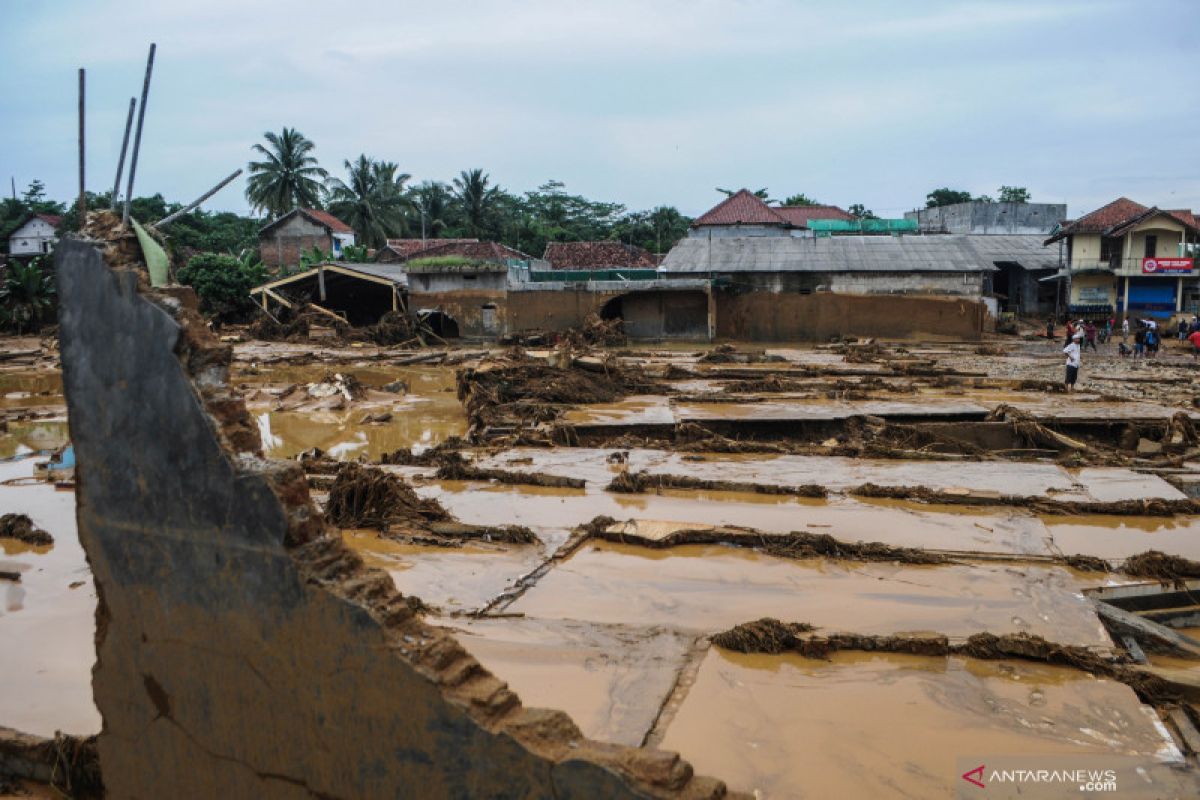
4,329 -> 1200,798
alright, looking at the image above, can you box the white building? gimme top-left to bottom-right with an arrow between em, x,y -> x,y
8,213 -> 62,256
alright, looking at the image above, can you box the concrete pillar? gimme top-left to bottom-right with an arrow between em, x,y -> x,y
1122,277 -> 1130,317
706,284 -> 717,342
317,266 -> 326,302
1177,276 -> 1184,313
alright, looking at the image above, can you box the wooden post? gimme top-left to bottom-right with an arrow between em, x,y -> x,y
77,68 -> 86,222
111,98 -> 136,210
123,43 -> 156,225
317,266 -> 326,302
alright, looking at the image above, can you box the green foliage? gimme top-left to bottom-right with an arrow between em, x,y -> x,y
998,185 -> 1031,203
407,255 -> 485,269
299,246 -> 333,271
177,253 -> 268,322
925,188 -> 973,208
0,258 -> 56,333
848,203 -> 878,220
246,127 -> 328,218
341,243 -> 370,262
326,155 -> 411,248
2,180 -> 67,246
782,193 -> 819,206
453,168 -> 502,238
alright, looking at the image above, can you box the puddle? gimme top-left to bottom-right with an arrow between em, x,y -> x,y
0,419 -> 70,460
442,616 -> 693,747
342,529 -> 542,611
0,458 -> 99,737
508,541 -> 1111,646
1043,515 -> 1200,561
660,649 -> 1193,799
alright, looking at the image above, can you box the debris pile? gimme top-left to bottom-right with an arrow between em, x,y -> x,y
1121,550 -> 1200,581
0,513 -> 53,546
563,313 -> 626,348
606,470 -> 826,498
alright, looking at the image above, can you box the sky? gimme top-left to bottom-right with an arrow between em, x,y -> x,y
3,0 -> 1199,220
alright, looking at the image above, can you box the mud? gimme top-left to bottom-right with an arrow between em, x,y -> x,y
606,470 -> 826,498
1122,550 -> 1200,581
0,514 -> 52,546
0,726 -> 101,798
851,481 -> 1200,516
435,454 -> 587,489
712,619 -> 1186,706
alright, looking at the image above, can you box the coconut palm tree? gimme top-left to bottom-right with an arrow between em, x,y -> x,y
411,181 -> 452,239
325,155 -> 411,249
245,128 -> 328,219
452,169 -> 500,237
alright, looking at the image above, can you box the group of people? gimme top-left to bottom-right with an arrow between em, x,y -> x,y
1050,314 -> 1200,391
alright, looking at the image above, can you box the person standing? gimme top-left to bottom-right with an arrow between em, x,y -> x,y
1179,318 -> 1189,341
1122,317 -> 1130,341
1188,327 -> 1200,359
1083,321 -> 1098,351
1134,326 -> 1146,358
1063,332 -> 1082,392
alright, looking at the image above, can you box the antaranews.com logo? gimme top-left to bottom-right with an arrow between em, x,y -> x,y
953,755 -> 1177,798
961,763 -> 1117,793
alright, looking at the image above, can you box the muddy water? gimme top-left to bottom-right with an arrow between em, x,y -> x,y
441,616 -> 694,747
0,458 -> 99,737
342,529 -> 542,611
0,419 -> 69,460
0,370 -> 63,410
240,365 -> 467,459
660,649 -> 1193,799
1043,515 -> 1200,561
507,541 -> 1112,647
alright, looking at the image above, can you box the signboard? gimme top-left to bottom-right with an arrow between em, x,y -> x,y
1076,286 -> 1110,303
1142,257 -> 1193,274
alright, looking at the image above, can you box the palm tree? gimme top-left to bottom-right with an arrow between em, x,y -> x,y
452,169 -> 500,237
325,155 -> 411,249
411,181 -> 452,239
245,128 -> 328,219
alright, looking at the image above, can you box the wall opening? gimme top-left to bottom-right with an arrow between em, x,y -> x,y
599,291 -> 708,339
418,309 -> 460,338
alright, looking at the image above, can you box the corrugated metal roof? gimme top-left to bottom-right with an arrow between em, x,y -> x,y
335,262 -> 408,286
660,234 -> 1058,273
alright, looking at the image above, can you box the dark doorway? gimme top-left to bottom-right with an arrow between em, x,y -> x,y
418,310 -> 460,338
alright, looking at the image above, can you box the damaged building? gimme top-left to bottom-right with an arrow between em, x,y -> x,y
258,208 -> 357,268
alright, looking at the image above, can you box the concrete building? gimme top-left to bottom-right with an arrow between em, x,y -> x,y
7,213 -> 62,256
906,201 -> 1066,235
1045,198 -> 1200,320
405,241 -> 530,338
258,208 -> 356,268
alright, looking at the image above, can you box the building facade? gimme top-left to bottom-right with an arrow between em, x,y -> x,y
1045,198 -> 1200,320
7,213 -> 62,256
258,208 -> 356,268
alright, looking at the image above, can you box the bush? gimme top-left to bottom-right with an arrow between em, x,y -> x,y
177,253 -> 268,322
0,258 -> 56,334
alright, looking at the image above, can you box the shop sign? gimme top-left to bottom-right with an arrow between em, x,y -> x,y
1142,257 -> 1193,274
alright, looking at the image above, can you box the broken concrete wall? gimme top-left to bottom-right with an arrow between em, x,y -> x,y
606,291 -> 709,339
715,291 -> 985,341
55,238 -> 733,799
410,288 -> 507,338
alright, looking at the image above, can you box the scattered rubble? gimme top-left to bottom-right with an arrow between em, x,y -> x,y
606,470 -> 826,498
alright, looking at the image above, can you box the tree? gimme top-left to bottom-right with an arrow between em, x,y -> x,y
245,128 -> 328,219
326,155 -> 411,248
177,252 -> 267,322
452,169 -> 501,237
411,181 -> 453,239
782,193 -> 819,207
848,204 -> 878,220
0,258 -> 56,333
998,186 -> 1031,203
717,187 -> 772,203
925,188 -> 973,208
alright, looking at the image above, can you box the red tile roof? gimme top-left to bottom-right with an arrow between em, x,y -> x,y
301,208 -> 353,234
34,213 -> 62,228
1047,197 -> 1200,243
773,205 -> 856,228
376,238 -> 479,261
542,241 -> 658,269
693,190 -> 790,227
410,241 -> 529,262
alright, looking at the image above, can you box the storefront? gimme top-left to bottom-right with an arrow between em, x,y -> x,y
1116,257 -> 1195,319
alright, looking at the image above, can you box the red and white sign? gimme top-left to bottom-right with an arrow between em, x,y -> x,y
1142,257 -> 1193,274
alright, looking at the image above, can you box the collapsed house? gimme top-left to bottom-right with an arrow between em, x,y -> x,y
249,261 -> 407,325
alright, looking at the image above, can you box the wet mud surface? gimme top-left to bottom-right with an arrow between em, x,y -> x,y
6,331 -> 1200,795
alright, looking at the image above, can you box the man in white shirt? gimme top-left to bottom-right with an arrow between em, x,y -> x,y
1063,332 -> 1082,392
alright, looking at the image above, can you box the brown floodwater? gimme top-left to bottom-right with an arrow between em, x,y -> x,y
660,649 -> 1193,799
0,457 -> 99,737
507,541 -> 1112,647
240,365 -> 467,459
0,418 -> 69,460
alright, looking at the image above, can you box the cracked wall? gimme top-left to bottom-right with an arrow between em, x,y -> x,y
54,237 -> 736,799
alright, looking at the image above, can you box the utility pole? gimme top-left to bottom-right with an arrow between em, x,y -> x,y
78,68 -> 86,221
10,177 -> 15,201
124,43 -> 156,225
111,98 -> 136,210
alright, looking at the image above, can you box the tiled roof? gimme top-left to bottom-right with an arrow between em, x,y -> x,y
377,238 -> 479,261
1046,197 -> 1199,243
34,213 -> 63,228
773,205 -> 857,228
693,190 -> 790,227
410,241 -> 530,262
542,241 -> 658,269
301,208 -> 353,234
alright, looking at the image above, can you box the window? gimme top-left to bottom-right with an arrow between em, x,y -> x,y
1144,235 -> 1157,258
